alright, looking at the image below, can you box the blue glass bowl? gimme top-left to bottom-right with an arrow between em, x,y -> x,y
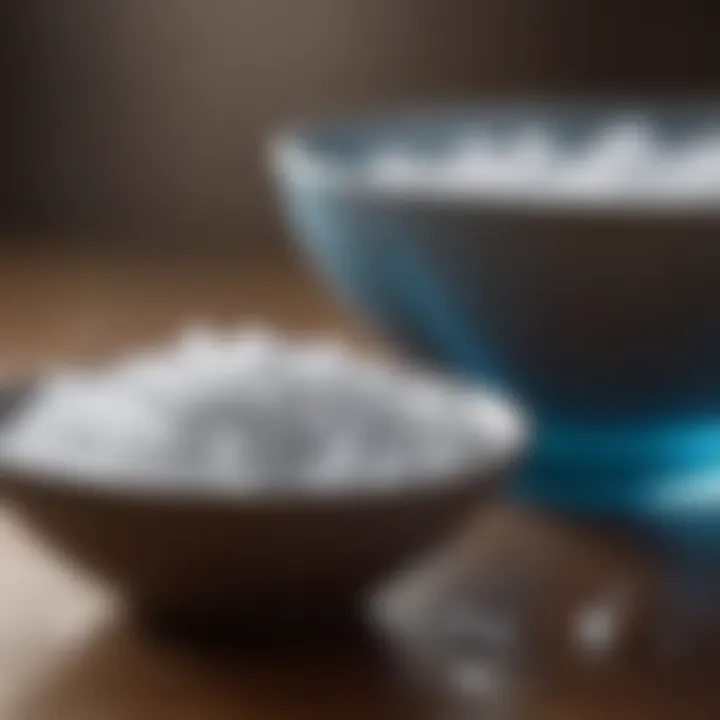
270,101 -> 720,533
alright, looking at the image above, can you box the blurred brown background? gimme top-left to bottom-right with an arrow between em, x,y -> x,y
2,0 -> 720,247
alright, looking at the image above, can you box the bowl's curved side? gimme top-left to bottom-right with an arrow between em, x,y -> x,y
0,459 -> 509,626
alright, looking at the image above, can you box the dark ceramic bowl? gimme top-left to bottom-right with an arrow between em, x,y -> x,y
0,379 -> 524,635
271,100 -> 720,521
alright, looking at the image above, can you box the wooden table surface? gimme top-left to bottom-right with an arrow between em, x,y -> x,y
0,243 -> 718,719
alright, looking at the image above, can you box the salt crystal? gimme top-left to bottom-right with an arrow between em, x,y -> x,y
0,326 -> 500,493
360,118 -> 720,202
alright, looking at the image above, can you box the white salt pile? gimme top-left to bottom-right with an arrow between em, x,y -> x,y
359,119 -> 720,203
0,327 -> 516,492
